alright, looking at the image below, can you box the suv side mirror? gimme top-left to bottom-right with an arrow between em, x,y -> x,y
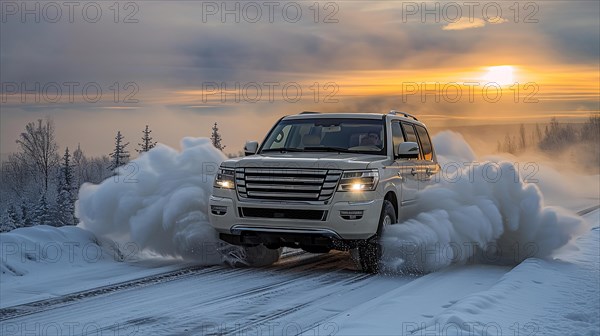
244,141 -> 259,156
396,142 -> 419,159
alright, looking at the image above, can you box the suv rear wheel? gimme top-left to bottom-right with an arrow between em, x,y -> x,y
358,200 -> 396,273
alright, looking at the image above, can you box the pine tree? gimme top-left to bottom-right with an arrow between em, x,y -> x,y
55,147 -> 76,226
108,131 -> 130,172
20,202 -> 32,228
33,193 -> 53,226
1,204 -> 19,232
210,122 -> 226,151
137,125 -> 157,153
72,143 -> 87,187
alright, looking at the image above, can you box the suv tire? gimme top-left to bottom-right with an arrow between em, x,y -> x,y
240,245 -> 283,267
358,200 -> 396,273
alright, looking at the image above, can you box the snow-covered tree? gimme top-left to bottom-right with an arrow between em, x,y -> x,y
1,153 -> 33,201
59,147 -> 75,188
55,188 -> 75,226
210,122 -> 226,151
72,143 -> 88,187
539,117 -> 577,151
33,194 -> 54,226
580,114 -> 600,143
137,125 -> 157,153
20,202 -> 33,228
0,204 -> 19,232
55,147 -> 76,226
108,131 -> 130,172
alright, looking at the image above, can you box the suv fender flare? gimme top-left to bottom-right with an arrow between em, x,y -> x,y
380,187 -> 399,220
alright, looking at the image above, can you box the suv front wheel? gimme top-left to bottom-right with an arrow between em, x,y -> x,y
358,200 -> 396,273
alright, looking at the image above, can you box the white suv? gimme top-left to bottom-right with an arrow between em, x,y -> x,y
209,111 -> 439,272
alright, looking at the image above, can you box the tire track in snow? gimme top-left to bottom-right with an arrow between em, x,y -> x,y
0,265 -> 217,321
0,250 -> 345,322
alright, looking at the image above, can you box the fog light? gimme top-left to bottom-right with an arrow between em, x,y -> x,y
340,210 -> 363,220
211,205 -> 228,215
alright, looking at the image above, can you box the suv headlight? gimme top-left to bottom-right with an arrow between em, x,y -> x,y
338,169 -> 379,192
214,167 -> 235,189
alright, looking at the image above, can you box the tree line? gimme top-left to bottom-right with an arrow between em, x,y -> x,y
0,119 -> 158,232
497,115 -> 600,155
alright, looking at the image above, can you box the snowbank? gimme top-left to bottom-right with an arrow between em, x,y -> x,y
381,131 -> 587,274
0,225 -> 118,278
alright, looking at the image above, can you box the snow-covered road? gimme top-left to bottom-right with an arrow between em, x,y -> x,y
1,207 -> 597,336
0,247 -> 507,336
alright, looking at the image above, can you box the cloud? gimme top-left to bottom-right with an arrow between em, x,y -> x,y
442,18 -> 486,31
488,17 -> 509,25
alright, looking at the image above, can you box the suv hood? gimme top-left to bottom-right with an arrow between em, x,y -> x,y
221,152 -> 389,170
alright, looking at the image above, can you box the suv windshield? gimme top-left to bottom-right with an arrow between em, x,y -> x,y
260,118 -> 386,155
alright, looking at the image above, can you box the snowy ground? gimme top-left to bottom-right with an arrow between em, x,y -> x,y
0,205 -> 597,336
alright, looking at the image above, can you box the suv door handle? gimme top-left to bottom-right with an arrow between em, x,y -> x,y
410,168 -> 417,176
425,167 -> 433,176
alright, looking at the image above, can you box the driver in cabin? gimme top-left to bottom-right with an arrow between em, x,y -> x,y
360,132 -> 381,147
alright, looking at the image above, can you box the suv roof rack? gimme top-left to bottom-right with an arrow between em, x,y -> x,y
299,111 -> 321,114
389,110 -> 418,121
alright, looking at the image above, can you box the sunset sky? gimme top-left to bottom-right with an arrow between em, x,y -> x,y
1,1 -> 599,156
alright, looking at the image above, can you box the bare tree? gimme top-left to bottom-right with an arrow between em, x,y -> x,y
15,118 -> 59,193
1,153 -> 31,199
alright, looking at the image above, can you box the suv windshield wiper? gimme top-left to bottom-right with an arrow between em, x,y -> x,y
302,146 -> 354,153
260,148 -> 305,153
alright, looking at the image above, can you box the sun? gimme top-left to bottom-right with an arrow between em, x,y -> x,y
481,66 -> 515,86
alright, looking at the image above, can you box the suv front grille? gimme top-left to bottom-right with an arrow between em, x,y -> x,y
236,168 -> 342,201
239,208 -> 327,220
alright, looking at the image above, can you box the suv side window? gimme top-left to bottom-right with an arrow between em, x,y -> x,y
391,121 -> 405,157
415,125 -> 433,161
401,122 -> 422,160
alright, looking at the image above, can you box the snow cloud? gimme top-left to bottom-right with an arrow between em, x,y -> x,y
77,138 -> 228,263
380,131 -> 587,274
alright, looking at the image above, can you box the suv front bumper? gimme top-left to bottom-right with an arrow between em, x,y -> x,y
208,191 -> 383,241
